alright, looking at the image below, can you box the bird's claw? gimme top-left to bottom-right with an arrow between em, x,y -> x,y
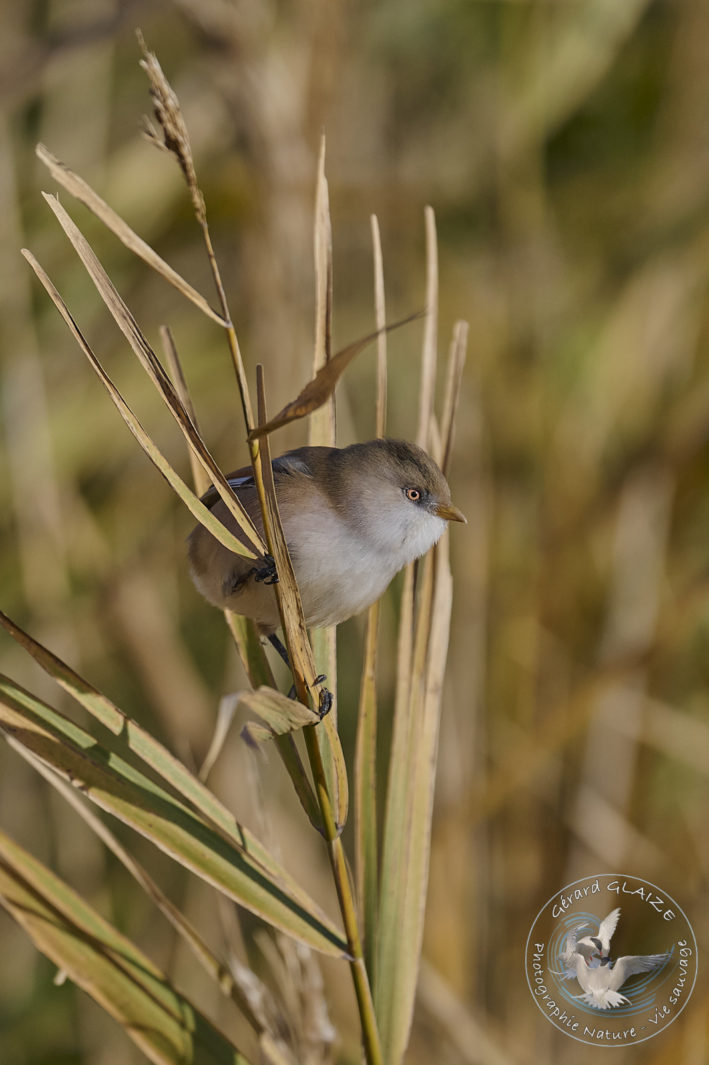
253,554 -> 278,585
310,674 -> 333,719
317,687 -> 333,719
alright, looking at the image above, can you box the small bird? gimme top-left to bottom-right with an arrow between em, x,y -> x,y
553,925 -> 601,980
572,950 -> 670,1010
576,908 -> 621,961
188,438 -> 466,635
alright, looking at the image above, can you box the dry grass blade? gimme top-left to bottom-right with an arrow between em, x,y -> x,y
389,536 -> 453,1063
21,250 -> 256,559
309,136 -> 340,825
374,552 -> 450,1062
374,228 -> 465,1062
161,323 -> 212,497
0,609 -> 324,914
437,321 -> 468,474
0,828 -> 252,1065
240,687 -> 320,747
370,214 -> 388,439
224,574 -> 322,832
137,31 -> 255,433
248,313 -> 422,441
353,213 -> 389,972
354,596 -> 380,975
0,673 -> 349,956
252,369 -> 322,701
416,206 -> 438,450
198,693 -> 240,783
225,613 -> 277,689
9,740 -> 266,1036
252,369 -> 348,829
40,194 -> 263,556
309,134 -> 334,442
250,376 -> 379,1061
35,143 -> 226,325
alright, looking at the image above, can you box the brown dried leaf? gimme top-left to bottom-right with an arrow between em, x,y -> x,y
40,193 -> 263,556
417,206 -> 438,450
248,312 -> 422,441
239,687 -> 320,748
35,144 -> 226,325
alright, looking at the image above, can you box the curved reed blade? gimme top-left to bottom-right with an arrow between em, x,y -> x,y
0,674 -> 349,957
247,313 -> 422,442
21,249 -> 260,559
37,196 -> 263,555
0,828 -> 253,1065
35,143 -> 227,325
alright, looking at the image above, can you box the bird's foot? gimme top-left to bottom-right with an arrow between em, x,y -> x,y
316,685 -> 333,719
283,680 -> 332,720
253,554 -> 278,585
285,674 -> 333,719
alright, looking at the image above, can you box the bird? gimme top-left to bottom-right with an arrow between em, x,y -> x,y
576,907 -> 621,960
188,438 -> 466,636
552,925 -> 601,980
572,949 -> 671,1010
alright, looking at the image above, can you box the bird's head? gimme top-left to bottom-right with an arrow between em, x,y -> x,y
330,438 -> 466,562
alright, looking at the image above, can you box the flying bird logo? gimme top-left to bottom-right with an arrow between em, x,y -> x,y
555,909 -> 671,1010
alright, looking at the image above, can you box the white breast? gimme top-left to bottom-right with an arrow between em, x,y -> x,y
282,496 -> 446,628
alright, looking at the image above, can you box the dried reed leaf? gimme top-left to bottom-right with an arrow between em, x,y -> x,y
240,687 -> 320,747
199,693 -> 240,783
354,597 -> 380,973
226,613 -> 277,689
416,206 -> 438,450
437,321 -> 468,475
386,535 -> 453,1065
0,609 -> 324,918
253,369 -> 321,698
375,221 -> 465,1062
353,213 -> 390,970
138,33 -> 255,433
10,740 -> 266,1035
22,249 -> 257,559
161,323 -> 211,497
39,194 -> 263,556
259,1034 -> 299,1065
248,313 -> 422,442
224,613 -> 322,832
0,673 -> 348,957
308,136 -> 340,827
374,544 -> 452,1061
35,143 -> 226,325
0,829 -> 253,1065
309,134 -> 334,444
370,213 -> 388,439
253,369 -> 348,830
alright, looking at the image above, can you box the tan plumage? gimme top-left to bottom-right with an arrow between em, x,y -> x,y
188,439 -> 465,635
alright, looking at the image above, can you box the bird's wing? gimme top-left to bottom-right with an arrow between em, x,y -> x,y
597,907 -> 621,949
613,953 -> 670,984
560,923 -> 589,962
201,448 -> 332,509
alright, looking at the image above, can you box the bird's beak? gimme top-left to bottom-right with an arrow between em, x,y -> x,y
435,502 -> 467,524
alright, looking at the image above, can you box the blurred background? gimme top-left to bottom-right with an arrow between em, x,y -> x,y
1,1 -> 709,1062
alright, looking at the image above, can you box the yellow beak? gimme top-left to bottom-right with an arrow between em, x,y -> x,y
435,502 -> 467,524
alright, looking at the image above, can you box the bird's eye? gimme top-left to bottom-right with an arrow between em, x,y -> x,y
405,487 -> 421,503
